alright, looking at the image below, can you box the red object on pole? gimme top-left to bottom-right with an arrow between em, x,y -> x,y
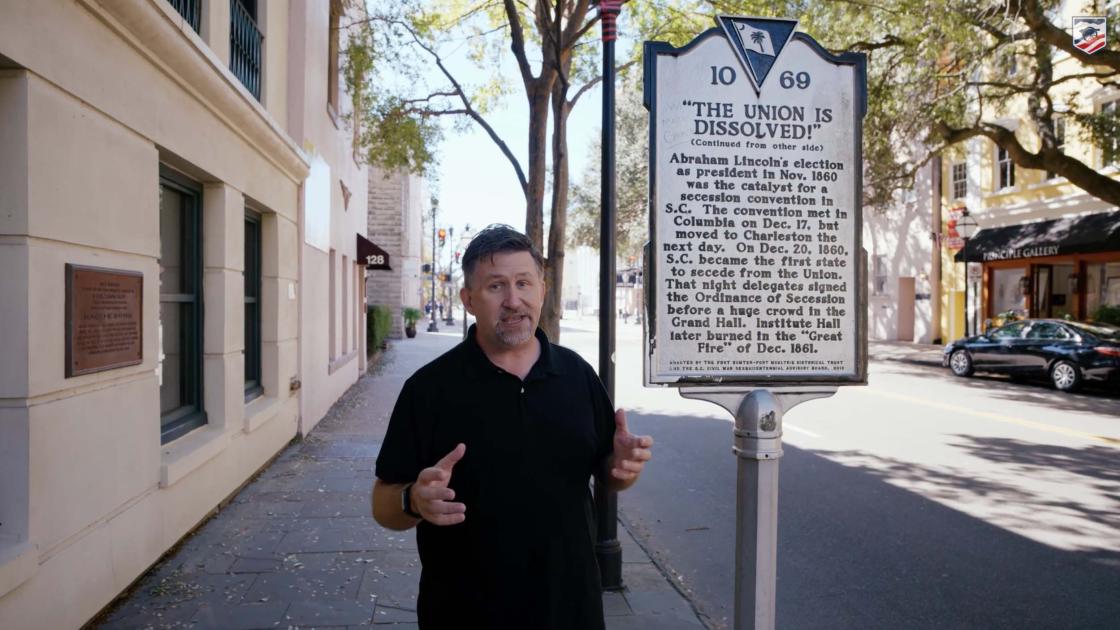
598,0 -> 625,41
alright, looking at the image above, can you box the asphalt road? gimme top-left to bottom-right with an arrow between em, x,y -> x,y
558,317 -> 1120,630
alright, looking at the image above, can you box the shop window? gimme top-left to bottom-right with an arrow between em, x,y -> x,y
1086,262 -> 1120,318
1045,116 -> 1066,180
997,146 -> 1015,189
991,267 -> 1028,319
244,212 -> 262,401
159,171 -> 206,443
951,162 -> 967,199
1101,100 -> 1118,167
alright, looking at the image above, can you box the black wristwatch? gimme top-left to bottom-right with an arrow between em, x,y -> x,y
401,482 -> 422,519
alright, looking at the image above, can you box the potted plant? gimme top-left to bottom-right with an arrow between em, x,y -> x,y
403,307 -> 422,338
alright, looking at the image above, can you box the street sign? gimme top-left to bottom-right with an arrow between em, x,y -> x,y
643,17 -> 867,387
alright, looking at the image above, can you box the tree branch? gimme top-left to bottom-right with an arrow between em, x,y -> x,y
399,19 -> 530,195
504,0 -> 536,85
933,121 -> 1120,207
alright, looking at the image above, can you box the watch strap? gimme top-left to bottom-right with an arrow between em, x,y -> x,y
401,482 -> 422,519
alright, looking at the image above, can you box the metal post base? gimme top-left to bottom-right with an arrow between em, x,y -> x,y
680,386 -> 836,630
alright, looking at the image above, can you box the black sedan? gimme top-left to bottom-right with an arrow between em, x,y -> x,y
942,319 -> 1120,392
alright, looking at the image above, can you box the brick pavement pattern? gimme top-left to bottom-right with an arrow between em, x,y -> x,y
95,329 -> 705,629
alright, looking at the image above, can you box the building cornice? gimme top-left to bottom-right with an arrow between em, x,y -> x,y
80,0 -> 310,182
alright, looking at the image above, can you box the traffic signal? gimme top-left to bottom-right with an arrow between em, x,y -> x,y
438,228 -> 446,247
455,251 -> 461,264
421,263 -> 431,273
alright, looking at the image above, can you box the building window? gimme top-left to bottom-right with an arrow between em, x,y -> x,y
1101,100 -> 1118,167
1045,116 -> 1066,180
230,0 -> 262,100
159,171 -> 205,443
329,248 -> 337,361
244,212 -> 262,401
873,255 -> 888,295
166,0 -> 201,33
997,146 -> 1015,189
342,255 -> 349,353
951,162 -> 967,199
327,1 -> 341,117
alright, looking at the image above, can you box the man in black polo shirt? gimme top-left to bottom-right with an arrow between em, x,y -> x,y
371,225 -> 653,629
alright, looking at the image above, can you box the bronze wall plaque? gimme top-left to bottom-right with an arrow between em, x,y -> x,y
66,264 -> 143,377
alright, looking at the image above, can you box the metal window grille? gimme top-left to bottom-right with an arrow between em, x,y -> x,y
951,162 -> 967,199
166,0 -> 201,33
229,0 -> 262,100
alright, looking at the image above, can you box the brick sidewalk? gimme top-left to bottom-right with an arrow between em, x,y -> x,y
94,329 -> 706,629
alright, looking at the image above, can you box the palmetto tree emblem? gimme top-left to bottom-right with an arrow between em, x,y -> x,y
750,30 -> 766,52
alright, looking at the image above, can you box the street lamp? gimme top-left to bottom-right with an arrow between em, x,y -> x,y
428,198 -> 439,333
593,0 -> 627,592
444,226 -> 456,325
957,209 -> 979,336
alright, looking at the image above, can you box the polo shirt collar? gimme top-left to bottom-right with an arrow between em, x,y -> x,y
462,324 -> 564,381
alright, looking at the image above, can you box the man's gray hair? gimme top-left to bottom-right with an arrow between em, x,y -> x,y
461,224 -> 545,288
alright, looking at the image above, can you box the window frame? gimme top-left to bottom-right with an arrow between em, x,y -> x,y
244,210 -> 263,402
950,162 -> 967,199
997,145 -> 1015,189
159,168 -> 206,444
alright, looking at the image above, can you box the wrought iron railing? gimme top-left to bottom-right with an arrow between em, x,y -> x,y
166,0 -> 201,33
229,0 -> 262,100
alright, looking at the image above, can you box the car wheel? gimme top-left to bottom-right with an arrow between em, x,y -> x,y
1049,360 -> 1082,392
949,350 -> 973,377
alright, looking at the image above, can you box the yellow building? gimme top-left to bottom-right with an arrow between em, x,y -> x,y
938,8 -> 1119,339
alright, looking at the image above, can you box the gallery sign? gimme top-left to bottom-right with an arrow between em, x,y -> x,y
643,16 -> 867,386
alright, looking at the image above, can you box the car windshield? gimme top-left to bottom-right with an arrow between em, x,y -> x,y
989,322 -> 1028,339
1067,321 -> 1120,340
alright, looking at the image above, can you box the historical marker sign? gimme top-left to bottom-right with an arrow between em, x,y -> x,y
66,264 -> 143,377
644,17 -> 867,386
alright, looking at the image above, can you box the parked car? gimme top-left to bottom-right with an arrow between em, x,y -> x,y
942,319 -> 1120,392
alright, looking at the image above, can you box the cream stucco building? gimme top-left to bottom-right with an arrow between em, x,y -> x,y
0,0 -> 374,627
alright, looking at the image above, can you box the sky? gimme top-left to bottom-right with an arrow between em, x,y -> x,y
411,15 -> 610,248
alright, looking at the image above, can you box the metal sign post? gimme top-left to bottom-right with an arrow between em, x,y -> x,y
643,16 -> 868,630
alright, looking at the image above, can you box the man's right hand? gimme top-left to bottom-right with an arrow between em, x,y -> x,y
411,443 -> 467,526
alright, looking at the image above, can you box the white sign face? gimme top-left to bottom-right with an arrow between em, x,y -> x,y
644,18 -> 866,386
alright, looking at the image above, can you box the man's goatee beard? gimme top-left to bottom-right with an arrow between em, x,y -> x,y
496,321 -> 532,346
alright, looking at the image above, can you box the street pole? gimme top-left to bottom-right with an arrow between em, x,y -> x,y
428,199 -> 439,333
594,0 -> 625,592
680,387 -> 836,630
957,209 -> 978,337
445,227 -> 455,325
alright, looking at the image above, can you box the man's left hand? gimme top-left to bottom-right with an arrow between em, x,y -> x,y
609,409 -> 653,485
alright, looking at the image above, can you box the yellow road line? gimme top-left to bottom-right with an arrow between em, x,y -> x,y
860,389 -> 1120,447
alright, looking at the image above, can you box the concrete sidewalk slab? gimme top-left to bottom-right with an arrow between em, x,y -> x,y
94,328 -> 706,629
868,340 -> 945,367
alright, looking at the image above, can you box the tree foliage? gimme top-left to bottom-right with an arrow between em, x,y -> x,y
784,0 -> 1119,207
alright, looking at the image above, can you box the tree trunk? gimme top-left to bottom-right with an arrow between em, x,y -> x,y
540,78 -> 572,342
524,79 -> 554,251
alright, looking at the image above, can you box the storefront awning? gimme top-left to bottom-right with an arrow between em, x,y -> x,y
357,234 -> 392,270
956,210 -> 1120,262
